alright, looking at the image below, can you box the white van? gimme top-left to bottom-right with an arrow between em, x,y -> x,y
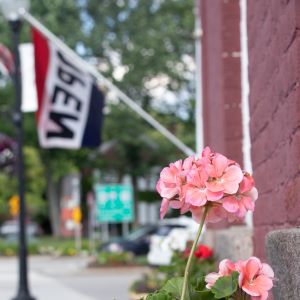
147,216 -> 202,266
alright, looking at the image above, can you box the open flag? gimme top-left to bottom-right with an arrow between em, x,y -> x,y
32,28 -> 104,149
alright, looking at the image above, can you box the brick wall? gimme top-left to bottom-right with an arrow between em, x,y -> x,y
201,0 -> 243,165
248,0 -> 300,259
201,0 -> 242,230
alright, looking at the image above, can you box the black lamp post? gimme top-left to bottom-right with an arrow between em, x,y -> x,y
0,1 -> 35,300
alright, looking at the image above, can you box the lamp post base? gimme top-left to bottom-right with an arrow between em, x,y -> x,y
12,292 -> 36,300
12,297 -> 36,300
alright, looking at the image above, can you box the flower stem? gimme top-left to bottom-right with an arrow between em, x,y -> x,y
180,206 -> 209,300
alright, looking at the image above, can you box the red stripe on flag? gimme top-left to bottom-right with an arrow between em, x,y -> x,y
32,28 -> 50,123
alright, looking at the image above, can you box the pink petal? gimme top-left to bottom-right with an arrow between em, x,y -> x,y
223,196 -> 240,213
222,166 -> 243,194
245,257 -> 261,280
160,198 -> 169,219
187,169 -> 208,187
160,167 -> 175,183
180,203 -> 191,214
219,259 -> 236,275
183,156 -> 194,170
254,275 -> 273,291
238,271 -> 244,289
206,205 -> 227,223
190,206 -> 203,223
242,283 -> 260,296
239,174 -> 255,193
245,187 -> 258,202
224,165 -> 243,183
160,186 -> 178,199
241,196 -> 255,211
206,180 -> 224,192
213,154 -> 228,177
185,188 -> 207,206
172,159 -> 183,170
205,272 -> 220,288
202,146 -> 212,158
206,189 -> 224,201
156,180 -> 162,194
236,204 -> 247,218
261,263 -> 274,278
251,291 -> 269,300
223,181 -> 240,194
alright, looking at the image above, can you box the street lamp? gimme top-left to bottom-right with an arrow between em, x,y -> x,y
0,1 -> 35,300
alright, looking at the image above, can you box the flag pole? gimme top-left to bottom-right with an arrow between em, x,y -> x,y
21,11 -> 195,157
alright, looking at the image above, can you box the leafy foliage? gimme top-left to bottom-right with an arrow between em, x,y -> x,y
84,0 -> 194,105
162,277 -> 185,299
145,290 -> 173,300
131,248 -> 216,299
211,272 -> 239,299
0,0 -> 196,228
96,251 -> 134,266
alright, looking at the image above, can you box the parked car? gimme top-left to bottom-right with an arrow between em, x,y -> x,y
99,221 -> 187,256
147,216 -> 201,266
0,220 -> 41,240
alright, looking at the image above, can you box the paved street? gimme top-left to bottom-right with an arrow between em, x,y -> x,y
0,256 -> 147,300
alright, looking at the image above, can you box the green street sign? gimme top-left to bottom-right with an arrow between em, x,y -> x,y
94,184 -> 134,223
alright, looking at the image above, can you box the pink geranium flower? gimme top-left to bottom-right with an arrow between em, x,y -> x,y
205,259 -> 236,288
206,154 -> 243,194
190,204 -> 228,224
156,160 -> 183,199
201,146 -> 213,159
159,198 -> 169,219
237,257 -> 274,300
157,147 -> 257,223
157,156 -> 195,201
205,257 -> 274,300
222,174 -> 258,218
185,167 -> 223,207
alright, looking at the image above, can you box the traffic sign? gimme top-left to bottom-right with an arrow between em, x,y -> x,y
94,184 -> 134,223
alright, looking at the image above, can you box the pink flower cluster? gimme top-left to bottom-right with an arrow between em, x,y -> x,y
157,147 -> 258,223
205,257 -> 274,300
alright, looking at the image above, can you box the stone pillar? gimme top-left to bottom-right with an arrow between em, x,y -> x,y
266,229 -> 300,300
247,0 -> 300,259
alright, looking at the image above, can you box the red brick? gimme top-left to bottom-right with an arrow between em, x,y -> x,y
248,0 -> 300,256
202,0 -> 242,163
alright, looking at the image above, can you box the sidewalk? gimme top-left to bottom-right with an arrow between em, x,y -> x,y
0,267 -> 95,300
0,256 -> 146,300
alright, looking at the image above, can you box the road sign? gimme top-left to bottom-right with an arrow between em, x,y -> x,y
95,184 -> 134,223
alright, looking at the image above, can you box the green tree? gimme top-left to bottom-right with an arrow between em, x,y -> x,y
84,0 -> 194,108
0,0 -> 196,232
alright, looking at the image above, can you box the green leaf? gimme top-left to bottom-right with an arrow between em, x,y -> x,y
190,277 -> 216,300
145,291 -> 173,300
211,272 -> 239,299
162,277 -> 187,299
190,290 -> 216,300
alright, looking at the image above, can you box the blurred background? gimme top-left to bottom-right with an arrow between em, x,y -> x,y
0,1 -> 198,299
0,0 -> 299,299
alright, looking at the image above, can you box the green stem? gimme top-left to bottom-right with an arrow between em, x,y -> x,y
180,206 -> 209,300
